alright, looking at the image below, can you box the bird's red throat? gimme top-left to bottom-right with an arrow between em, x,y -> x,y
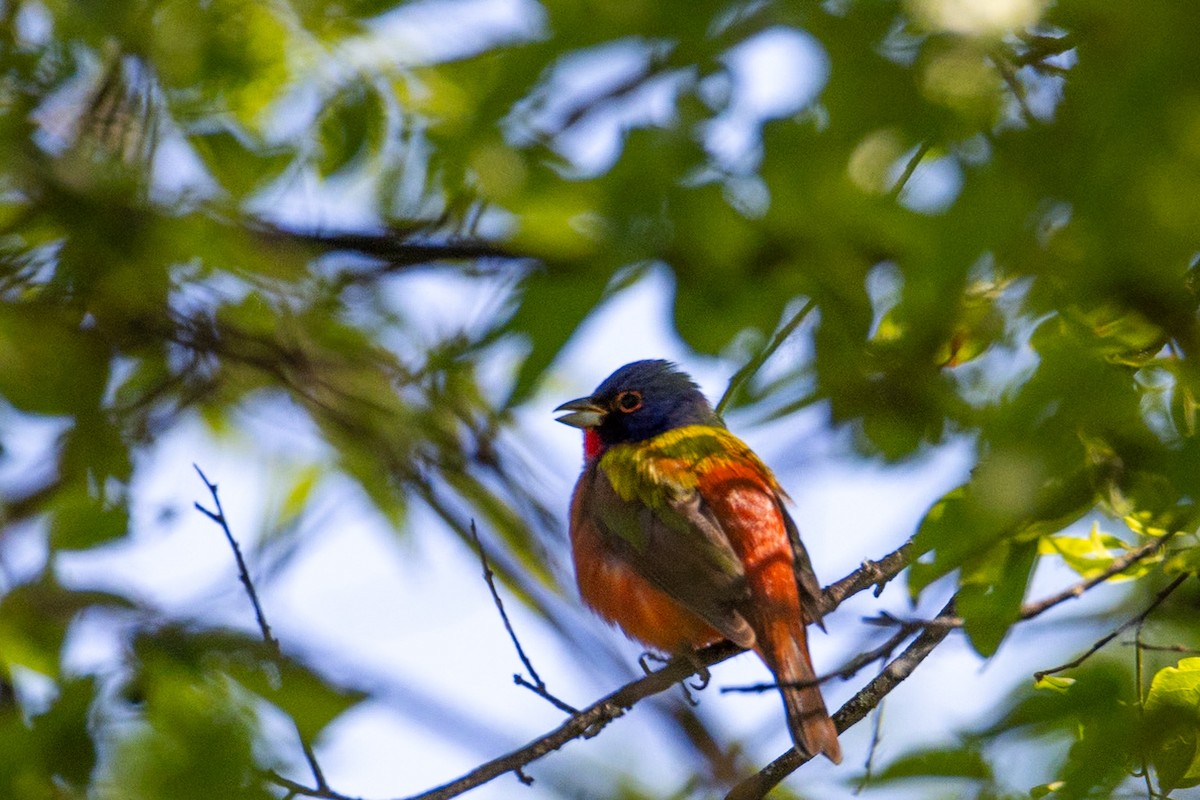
583,429 -> 604,460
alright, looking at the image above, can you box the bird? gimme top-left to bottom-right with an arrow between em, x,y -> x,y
555,359 -> 841,763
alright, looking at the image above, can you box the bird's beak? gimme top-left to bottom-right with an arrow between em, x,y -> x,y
554,397 -> 604,429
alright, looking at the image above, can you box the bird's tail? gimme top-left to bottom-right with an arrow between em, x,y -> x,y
761,620 -> 842,764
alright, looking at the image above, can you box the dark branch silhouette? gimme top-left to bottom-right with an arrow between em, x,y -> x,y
193,465 -> 331,794
469,520 -> 578,715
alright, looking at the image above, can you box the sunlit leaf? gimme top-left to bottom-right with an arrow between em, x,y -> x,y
1033,675 -> 1075,693
1145,658 -> 1200,792
1038,523 -> 1152,582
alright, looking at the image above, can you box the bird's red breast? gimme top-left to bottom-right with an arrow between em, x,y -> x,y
569,425 -> 804,652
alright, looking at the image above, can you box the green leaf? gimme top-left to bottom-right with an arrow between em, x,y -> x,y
190,126 -> 293,198
60,414 -> 134,487
908,485 -> 970,598
504,265 -> 614,406
0,575 -> 133,677
1145,657 -> 1200,792
279,464 -> 323,525
1033,675 -> 1076,693
104,664 -> 273,800
995,663 -> 1139,797
29,677 -> 98,786
1164,545 -> 1200,576
1038,523 -> 1151,581
48,488 -> 130,551
872,744 -> 993,783
134,627 -> 366,743
1029,781 -> 1064,798
0,306 -> 109,416
316,82 -> 386,177
958,537 -> 1038,656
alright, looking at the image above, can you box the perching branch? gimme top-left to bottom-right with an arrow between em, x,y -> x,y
725,598 -> 959,800
822,539 -> 914,610
193,465 -> 330,794
375,539 -> 920,800
400,639 -> 746,800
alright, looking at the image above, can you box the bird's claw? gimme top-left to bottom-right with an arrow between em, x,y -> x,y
638,651 -> 668,675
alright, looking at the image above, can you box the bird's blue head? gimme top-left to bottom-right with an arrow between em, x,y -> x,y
555,360 -> 722,452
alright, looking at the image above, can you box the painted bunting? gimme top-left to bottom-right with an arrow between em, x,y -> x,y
556,360 -> 842,763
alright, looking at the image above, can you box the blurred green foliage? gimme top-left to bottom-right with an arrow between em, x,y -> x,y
1,0 -> 1200,796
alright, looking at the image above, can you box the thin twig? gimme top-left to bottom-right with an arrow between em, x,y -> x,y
888,142 -> 931,201
1127,642 -> 1200,655
720,626 -> 912,694
540,59 -> 668,141
716,300 -> 817,416
1033,574 -> 1190,681
469,521 -> 577,714
193,465 -> 278,650
513,674 -> 578,715
991,52 -> 1038,126
725,598 -> 959,800
1018,531 -> 1177,622
193,465 -> 330,793
266,770 -> 360,800
1135,620 -> 1154,800
854,693 -> 886,794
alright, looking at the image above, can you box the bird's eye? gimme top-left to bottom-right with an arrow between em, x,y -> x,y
615,390 -> 643,413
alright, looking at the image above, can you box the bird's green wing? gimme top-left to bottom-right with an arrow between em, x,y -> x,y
592,425 -> 762,649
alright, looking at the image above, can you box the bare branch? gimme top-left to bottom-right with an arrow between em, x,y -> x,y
250,221 -> 524,270
266,771 -> 359,800
193,465 -> 278,651
381,541 -> 925,800
1017,532 -> 1177,622
193,466 -> 330,793
725,598 -> 959,800
469,521 -> 577,714
1033,573 -> 1190,681
855,691 -> 886,794
822,539 -> 914,609
1128,642 -> 1200,655
720,626 -> 912,694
